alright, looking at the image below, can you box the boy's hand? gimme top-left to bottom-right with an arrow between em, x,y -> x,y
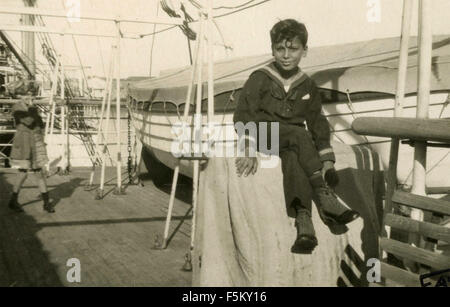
235,157 -> 258,177
322,160 -> 339,188
322,160 -> 335,178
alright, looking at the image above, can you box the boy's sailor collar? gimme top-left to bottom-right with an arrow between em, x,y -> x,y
257,62 -> 308,93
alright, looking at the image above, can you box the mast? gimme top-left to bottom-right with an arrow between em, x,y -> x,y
22,0 -> 36,79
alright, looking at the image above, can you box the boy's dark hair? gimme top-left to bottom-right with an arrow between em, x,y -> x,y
270,19 -> 308,47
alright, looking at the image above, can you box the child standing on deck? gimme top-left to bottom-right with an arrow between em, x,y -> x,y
7,98 -> 55,213
233,19 -> 359,254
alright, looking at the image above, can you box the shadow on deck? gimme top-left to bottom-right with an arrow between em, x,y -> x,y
0,173 -> 63,286
0,167 -> 193,287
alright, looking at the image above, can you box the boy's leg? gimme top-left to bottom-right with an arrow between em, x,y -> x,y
34,169 -> 48,194
285,126 -> 360,226
284,126 -> 323,177
31,169 -> 55,213
278,149 -> 317,254
291,198 -> 318,254
9,170 -> 27,212
13,170 -> 28,193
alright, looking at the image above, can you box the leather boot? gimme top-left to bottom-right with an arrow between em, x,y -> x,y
291,209 -> 318,254
42,192 -> 55,213
8,192 -> 24,213
314,185 -> 359,226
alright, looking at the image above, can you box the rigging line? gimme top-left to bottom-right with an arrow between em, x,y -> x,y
214,0 -> 258,10
33,15 -> 61,70
34,33 -> 54,79
3,31 -> 50,80
189,0 -> 257,10
401,95 -> 450,186
34,14 -> 75,98
59,0 -> 93,99
345,90 -> 373,152
210,0 -> 271,18
149,0 -> 161,76
33,13 -> 59,59
70,36 -> 93,98
34,14 -> 71,90
33,27 -> 59,72
0,31 -> 34,78
188,0 -> 201,9
213,1 -> 256,10
438,93 -> 450,118
88,0 -> 106,77
213,19 -> 233,55
140,0 -> 272,38
140,25 -> 177,38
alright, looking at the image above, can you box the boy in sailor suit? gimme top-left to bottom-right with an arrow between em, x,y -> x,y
233,19 -> 359,254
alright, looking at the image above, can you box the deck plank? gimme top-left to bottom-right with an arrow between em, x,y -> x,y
0,167 -> 192,286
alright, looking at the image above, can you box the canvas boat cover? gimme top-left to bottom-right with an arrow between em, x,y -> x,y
128,35 -> 450,105
192,141 -> 384,286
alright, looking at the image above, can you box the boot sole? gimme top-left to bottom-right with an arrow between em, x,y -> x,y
291,236 -> 318,254
43,205 -> 55,213
320,210 -> 360,226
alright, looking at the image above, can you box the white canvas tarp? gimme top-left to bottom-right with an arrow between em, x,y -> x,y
192,142 -> 384,286
128,36 -> 450,104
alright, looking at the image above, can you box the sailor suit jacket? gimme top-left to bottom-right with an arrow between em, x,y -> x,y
233,62 -> 335,162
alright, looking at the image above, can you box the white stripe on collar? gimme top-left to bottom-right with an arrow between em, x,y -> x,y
261,65 -> 305,90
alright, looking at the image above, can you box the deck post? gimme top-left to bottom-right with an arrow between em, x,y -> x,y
60,34 -> 70,174
411,0 -> 432,203
99,46 -> 117,198
207,1 -> 214,122
191,14 -> 206,252
158,11 -> 204,250
89,47 -> 114,188
410,0 -> 432,252
385,0 -> 414,241
394,0 -> 414,117
115,21 -> 123,194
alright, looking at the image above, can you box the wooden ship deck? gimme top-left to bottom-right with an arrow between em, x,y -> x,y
0,167 -> 193,287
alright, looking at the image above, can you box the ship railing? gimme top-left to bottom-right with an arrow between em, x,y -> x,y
352,116 -> 450,287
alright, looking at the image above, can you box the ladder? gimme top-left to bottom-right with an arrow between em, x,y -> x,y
67,102 -> 100,166
353,117 -> 450,287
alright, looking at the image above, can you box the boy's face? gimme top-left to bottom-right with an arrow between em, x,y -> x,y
272,37 -> 307,72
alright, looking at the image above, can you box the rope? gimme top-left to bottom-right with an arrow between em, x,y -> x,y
438,93 -> 450,119
209,0 -> 272,19
140,0 -> 272,38
88,0 -> 106,77
2,31 -> 51,81
345,90 -> 373,151
59,0 -> 93,98
149,0 -> 161,75
189,0 -> 258,10
205,90 -> 235,151
401,93 -> 450,186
